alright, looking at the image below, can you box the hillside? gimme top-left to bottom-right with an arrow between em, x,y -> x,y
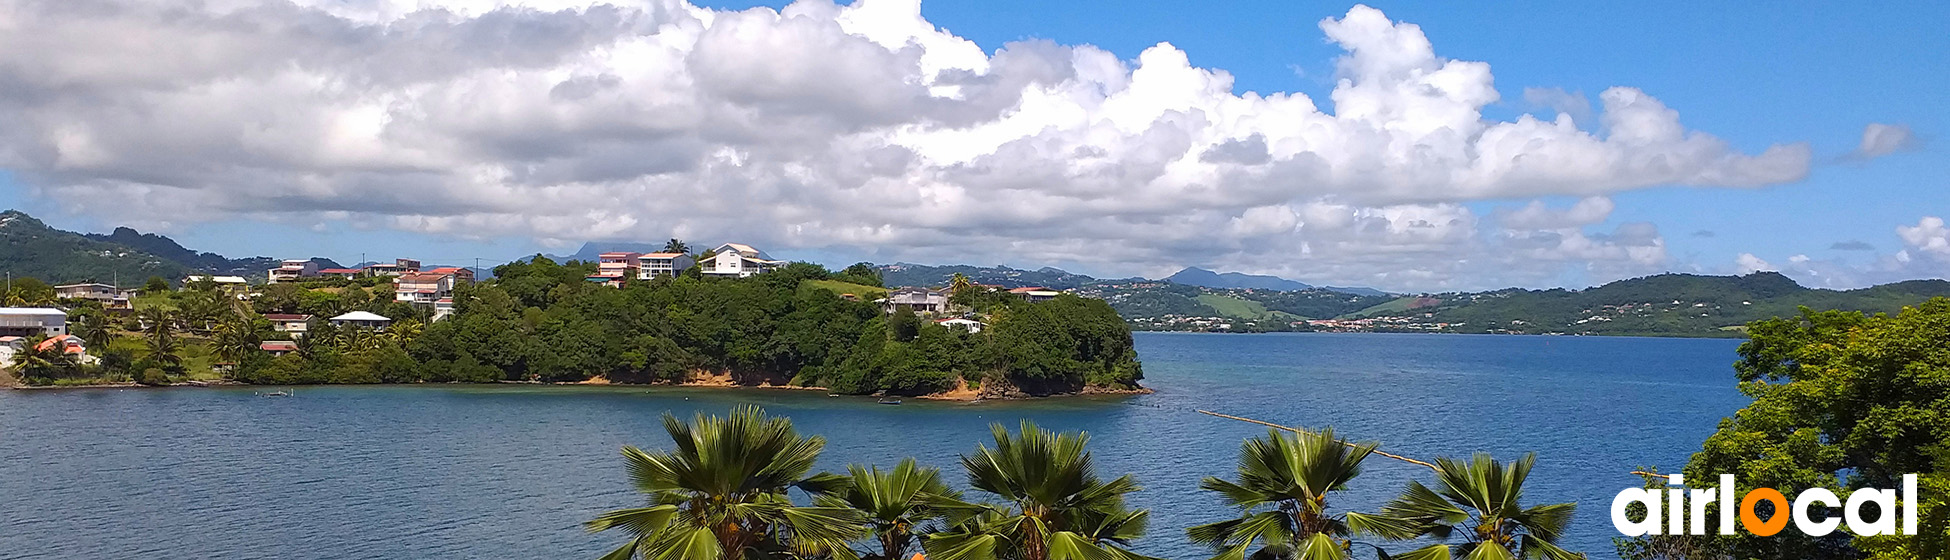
83,227 -> 279,276
0,210 -> 192,285
877,263 -> 1121,289
1166,267 -> 1311,291
1413,272 -> 1950,337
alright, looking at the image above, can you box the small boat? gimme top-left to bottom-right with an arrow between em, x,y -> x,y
259,390 -> 292,397
878,398 -> 903,405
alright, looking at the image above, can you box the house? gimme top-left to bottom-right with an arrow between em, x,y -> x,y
318,268 -> 363,279
700,243 -> 785,277
423,266 -> 474,284
184,275 -> 249,293
936,318 -> 985,333
329,311 -> 391,330
433,298 -> 455,321
0,336 -> 22,365
260,340 -> 299,356
1008,287 -> 1061,302
35,334 -> 87,357
267,259 -> 319,283
587,252 -> 641,287
265,314 -> 313,336
395,271 -> 457,305
881,287 -> 950,314
364,259 -> 421,277
0,307 -> 67,337
637,252 -> 696,280
54,283 -> 126,302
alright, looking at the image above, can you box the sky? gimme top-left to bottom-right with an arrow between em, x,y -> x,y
0,0 -> 1943,292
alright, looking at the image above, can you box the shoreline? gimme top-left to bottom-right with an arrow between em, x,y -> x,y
8,377 -> 1152,401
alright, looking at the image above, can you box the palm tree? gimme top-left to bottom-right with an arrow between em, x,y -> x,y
586,406 -> 864,560
923,421 -> 1157,560
1364,453 -> 1581,560
138,308 -> 183,370
819,459 -> 957,560
72,312 -> 113,348
664,239 -> 691,255
1189,428 -> 1390,560
211,315 -> 262,365
13,334 -> 76,381
387,319 -> 424,347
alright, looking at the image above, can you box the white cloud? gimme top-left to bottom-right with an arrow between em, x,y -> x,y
1853,123 -> 1921,160
1731,216 -> 1950,289
0,0 -> 1818,290
1735,253 -> 1775,274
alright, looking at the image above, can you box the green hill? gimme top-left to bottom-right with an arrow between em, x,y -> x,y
1194,293 -> 1302,321
1420,272 -> 1950,337
0,210 -> 192,285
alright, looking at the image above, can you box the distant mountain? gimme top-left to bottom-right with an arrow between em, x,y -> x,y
1163,267 -> 1387,296
0,210 -> 191,285
1165,267 -> 1311,291
552,241 -> 672,264
877,263 -> 1133,289
1412,272 -> 1950,337
83,226 -> 279,276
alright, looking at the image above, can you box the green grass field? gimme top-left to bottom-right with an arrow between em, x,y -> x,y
1340,296 -> 1422,319
800,279 -> 889,301
1194,294 -> 1303,321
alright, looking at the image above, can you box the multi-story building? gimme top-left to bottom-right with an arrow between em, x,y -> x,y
636,252 -> 696,280
423,267 -> 474,284
881,287 -> 951,313
365,259 -> 421,277
53,283 -> 127,302
395,271 -> 456,305
586,252 -> 640,287
699,243 -> 785,277
0,307 -> 67,338
267,259 -> 319,283
264,314 -> 314,336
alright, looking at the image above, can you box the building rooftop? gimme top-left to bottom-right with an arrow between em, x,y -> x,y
330,311 -> 391,322
0,307 -> 69,316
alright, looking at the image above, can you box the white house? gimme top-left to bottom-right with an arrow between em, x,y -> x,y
0,307 -> 67,338
936,318 -> 985,333
267,259 -> 319,283
881,287 -> 950,314
329,311 -> 392,330
637,252 -> 696,280
395,271 -> 457,305
699,243 -> 785,278
53,283 -> 128,302
1008,286 -> 1061,302
364,258 -> 421,277
265,314 -> 313,336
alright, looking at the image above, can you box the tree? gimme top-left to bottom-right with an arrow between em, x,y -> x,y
840,263 -> 884,288
71,311 -> 112,348
890,307 -> 921,342
1619,301 -> 1950,560
585,406 -> 864,560
143,276 -> 170,293
820,459 -> 958,560
923,421 -> 1156,560
138,307 -> 183,372
13,334 -> 78,382
663,239 -> 691,255
1189,428 -> 1388,560
1363,453 -> 1581,560
212,314 -> 263,366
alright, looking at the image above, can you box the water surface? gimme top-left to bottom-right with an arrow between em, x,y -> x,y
0,332 -> 1748,559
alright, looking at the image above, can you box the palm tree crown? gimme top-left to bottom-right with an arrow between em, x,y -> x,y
1190,428 -> 1385,560
819,458 -> 958,560
925,420 -> 1157,560
1365,453 -> 1581,560
587,406 -> 864,560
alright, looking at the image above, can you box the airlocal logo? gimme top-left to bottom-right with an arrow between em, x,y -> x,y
1612,474 -> 1920,536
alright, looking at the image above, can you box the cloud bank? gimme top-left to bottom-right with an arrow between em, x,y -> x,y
0,0 -> 1824,290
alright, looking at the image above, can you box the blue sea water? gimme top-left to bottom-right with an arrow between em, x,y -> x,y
0,332 -> 1748,559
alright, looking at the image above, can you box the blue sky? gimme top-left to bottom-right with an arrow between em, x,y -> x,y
1,0 -> 1942,290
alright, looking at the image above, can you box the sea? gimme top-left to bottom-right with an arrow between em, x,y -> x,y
0,332 -> 1748,559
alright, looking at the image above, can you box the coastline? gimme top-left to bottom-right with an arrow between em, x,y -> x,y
8,376 -> 1151,401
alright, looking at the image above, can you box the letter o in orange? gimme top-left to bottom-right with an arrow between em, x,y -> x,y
1740,488 -> 1790,536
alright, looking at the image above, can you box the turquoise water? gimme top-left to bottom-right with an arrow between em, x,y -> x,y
0,332 -> 1747,559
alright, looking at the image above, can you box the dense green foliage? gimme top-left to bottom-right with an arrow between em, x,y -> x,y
1618,299 -> 1950,560
1188,428 -> 1387,560
0,210 -> 192,285
225,256 -> 1142,395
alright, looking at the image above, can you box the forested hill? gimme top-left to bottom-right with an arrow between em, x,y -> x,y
0,210 -> 193,284
1396,272 -> 1950,336
83,226 -> 279,276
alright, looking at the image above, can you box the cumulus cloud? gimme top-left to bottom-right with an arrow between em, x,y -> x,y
1734,216 -> 1950,289
1852,123 -> 1922,160
0,0 -> 1818,290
